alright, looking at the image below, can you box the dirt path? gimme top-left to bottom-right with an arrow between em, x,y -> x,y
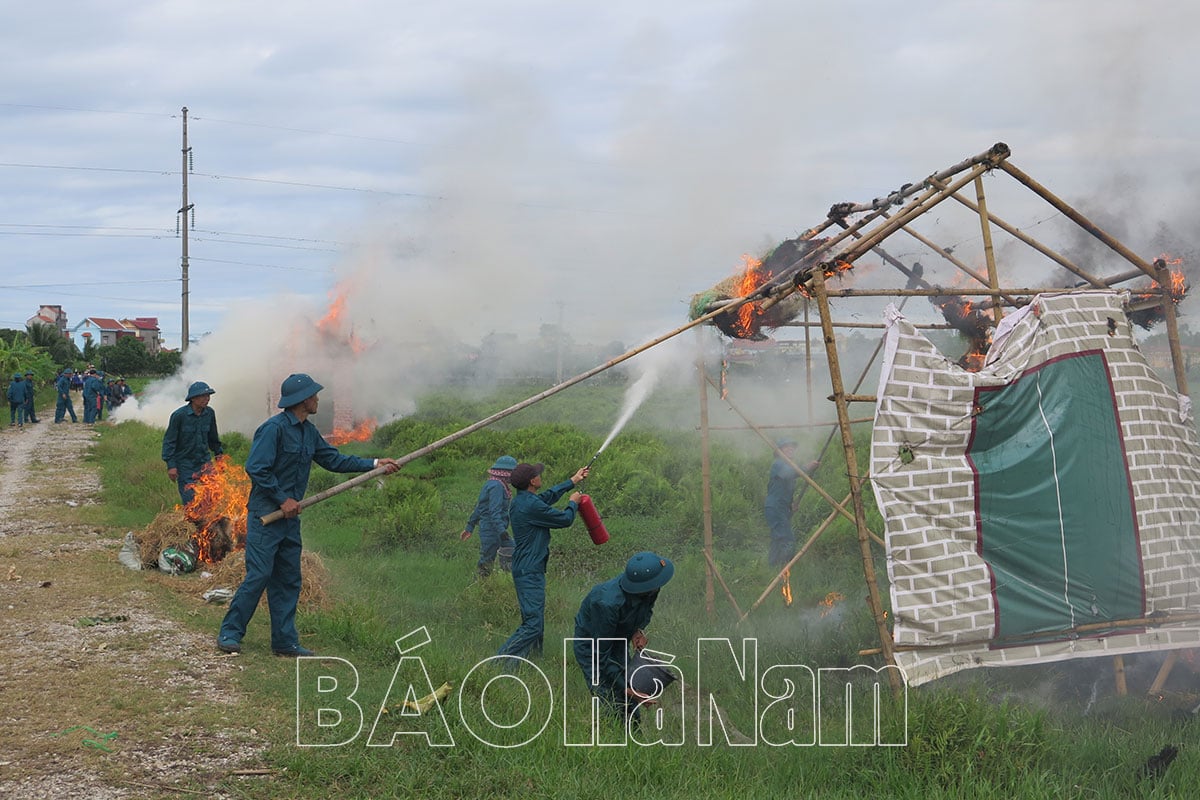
0,418 -> 264,799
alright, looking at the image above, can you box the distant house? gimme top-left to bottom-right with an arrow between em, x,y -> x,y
120,317 -> 162,355
26,304 -> 70,336
71,317 -> 130,352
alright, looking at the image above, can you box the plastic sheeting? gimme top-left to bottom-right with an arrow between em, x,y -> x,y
870,291 -> 1200,685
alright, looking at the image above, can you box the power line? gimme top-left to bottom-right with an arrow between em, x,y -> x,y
188,256 -> 332,274
0,102 -> 174,119
0,279 -> 175,290
0,222 -> 350,248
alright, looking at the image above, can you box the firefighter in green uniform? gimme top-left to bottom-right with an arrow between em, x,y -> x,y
161,381 -> 224,505
55,368 -> 77,423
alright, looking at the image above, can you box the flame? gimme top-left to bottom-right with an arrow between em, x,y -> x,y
819,591 -> 845,617
794,259 -> 856,300
931,294 -> 993,371
181,455 -> 250,563
733,255 -> 770,338
780,568 -> 793,606
317,287 -> 367,353
327,418 -> 377,445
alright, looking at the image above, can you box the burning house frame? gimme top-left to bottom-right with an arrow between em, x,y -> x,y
688,142 -> 1197,694
219,142 -> 1195,694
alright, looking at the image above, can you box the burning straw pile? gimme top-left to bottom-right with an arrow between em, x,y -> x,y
132,456 -> 332,610
690,238 -> 817,340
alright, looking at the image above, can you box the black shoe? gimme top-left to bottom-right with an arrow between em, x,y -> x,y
216,637 -> 242,654
273,644 -> 315,657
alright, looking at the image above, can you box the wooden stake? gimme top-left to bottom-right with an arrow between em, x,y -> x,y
1113,654 -> 1127,696
702,548 -> 743,617
974,175 -> 1004,327
813,268 -> 901,695
1148,650 -> 1180,695
698,337 -> 716,617
736,494 -> 849,626
1156,258 -> 1190,396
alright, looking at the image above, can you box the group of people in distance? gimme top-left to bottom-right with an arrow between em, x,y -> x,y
6,368 -> 135,428
48,367 -> 132,424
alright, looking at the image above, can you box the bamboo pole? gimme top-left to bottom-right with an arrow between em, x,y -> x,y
804,298 -> 813,419
1147,651 -> 1180,695
824,287 -> 1134,298
735,495 -> 849,626
933,177 -> 1108,289
835,161 -> 995,266
698,339 -> 716,617
859,612 -> 1200,655
1113,654 -> 1128,696
702,548 -> 744,618
261,292 -> 764,524
1156,258 -> 1190,395
998,160 -> 1159,279
975,174 -> 1003,327
792,280 -> 920,512
813,268 -> 901,694
780,321 -> 956,330
834,142 -> 1011,215
702,373 -> 883,544
698,418 -> 874,431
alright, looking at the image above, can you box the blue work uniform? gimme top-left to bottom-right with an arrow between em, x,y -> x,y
6,377 -> 25,426
765,457 -> 802,567
161,403 -> 224,504
218,410 -> 376,652
22,378 -> 39,423
465,479 -> 514,574
82,374 -> 105,423
573,576 -> 658,719
496,480 -> 578,661
54,374 -> 77,423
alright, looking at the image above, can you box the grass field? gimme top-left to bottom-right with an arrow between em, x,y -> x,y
92,382 -> 1200,798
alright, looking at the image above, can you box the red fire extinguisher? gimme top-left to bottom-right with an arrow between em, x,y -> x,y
577,494 -> 609,545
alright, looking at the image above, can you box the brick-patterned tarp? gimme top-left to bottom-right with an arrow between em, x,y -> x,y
870,290 -> 1200,685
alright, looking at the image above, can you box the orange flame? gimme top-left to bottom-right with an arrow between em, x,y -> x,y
327,418 -> 377,445
733,255 -> 770,337
181,455 -> 250,563
819,591 -> 845,617
795,259 -> 856,299
317,288 -> 367,353
780,568 -> 793,606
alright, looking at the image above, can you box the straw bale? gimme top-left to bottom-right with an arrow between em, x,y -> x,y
196,549 -> 332,610
136,509 -> 195,568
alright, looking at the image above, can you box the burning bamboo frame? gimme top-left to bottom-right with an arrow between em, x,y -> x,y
255,142 -> 1191,695
692,142 -> 1193,695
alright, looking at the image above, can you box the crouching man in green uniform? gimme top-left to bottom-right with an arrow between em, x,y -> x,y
573,551 -> 675,724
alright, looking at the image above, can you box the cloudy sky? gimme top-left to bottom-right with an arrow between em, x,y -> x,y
2,1 -> 1198,428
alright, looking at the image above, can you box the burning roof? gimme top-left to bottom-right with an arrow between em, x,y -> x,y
688,142 -> 1191,373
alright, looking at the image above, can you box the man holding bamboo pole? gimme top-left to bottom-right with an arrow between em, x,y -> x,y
217,373 -> 399,657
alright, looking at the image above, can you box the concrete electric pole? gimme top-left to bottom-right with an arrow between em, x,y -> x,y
179,106 -> 193,353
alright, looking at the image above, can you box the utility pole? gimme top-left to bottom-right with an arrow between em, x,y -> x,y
179,106 -> 193,353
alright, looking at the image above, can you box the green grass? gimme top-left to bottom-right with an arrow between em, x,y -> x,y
93,388 -> 1200,799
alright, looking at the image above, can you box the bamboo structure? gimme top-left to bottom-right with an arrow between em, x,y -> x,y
266,141 -> 1191,696
692,142 -> 1193,696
